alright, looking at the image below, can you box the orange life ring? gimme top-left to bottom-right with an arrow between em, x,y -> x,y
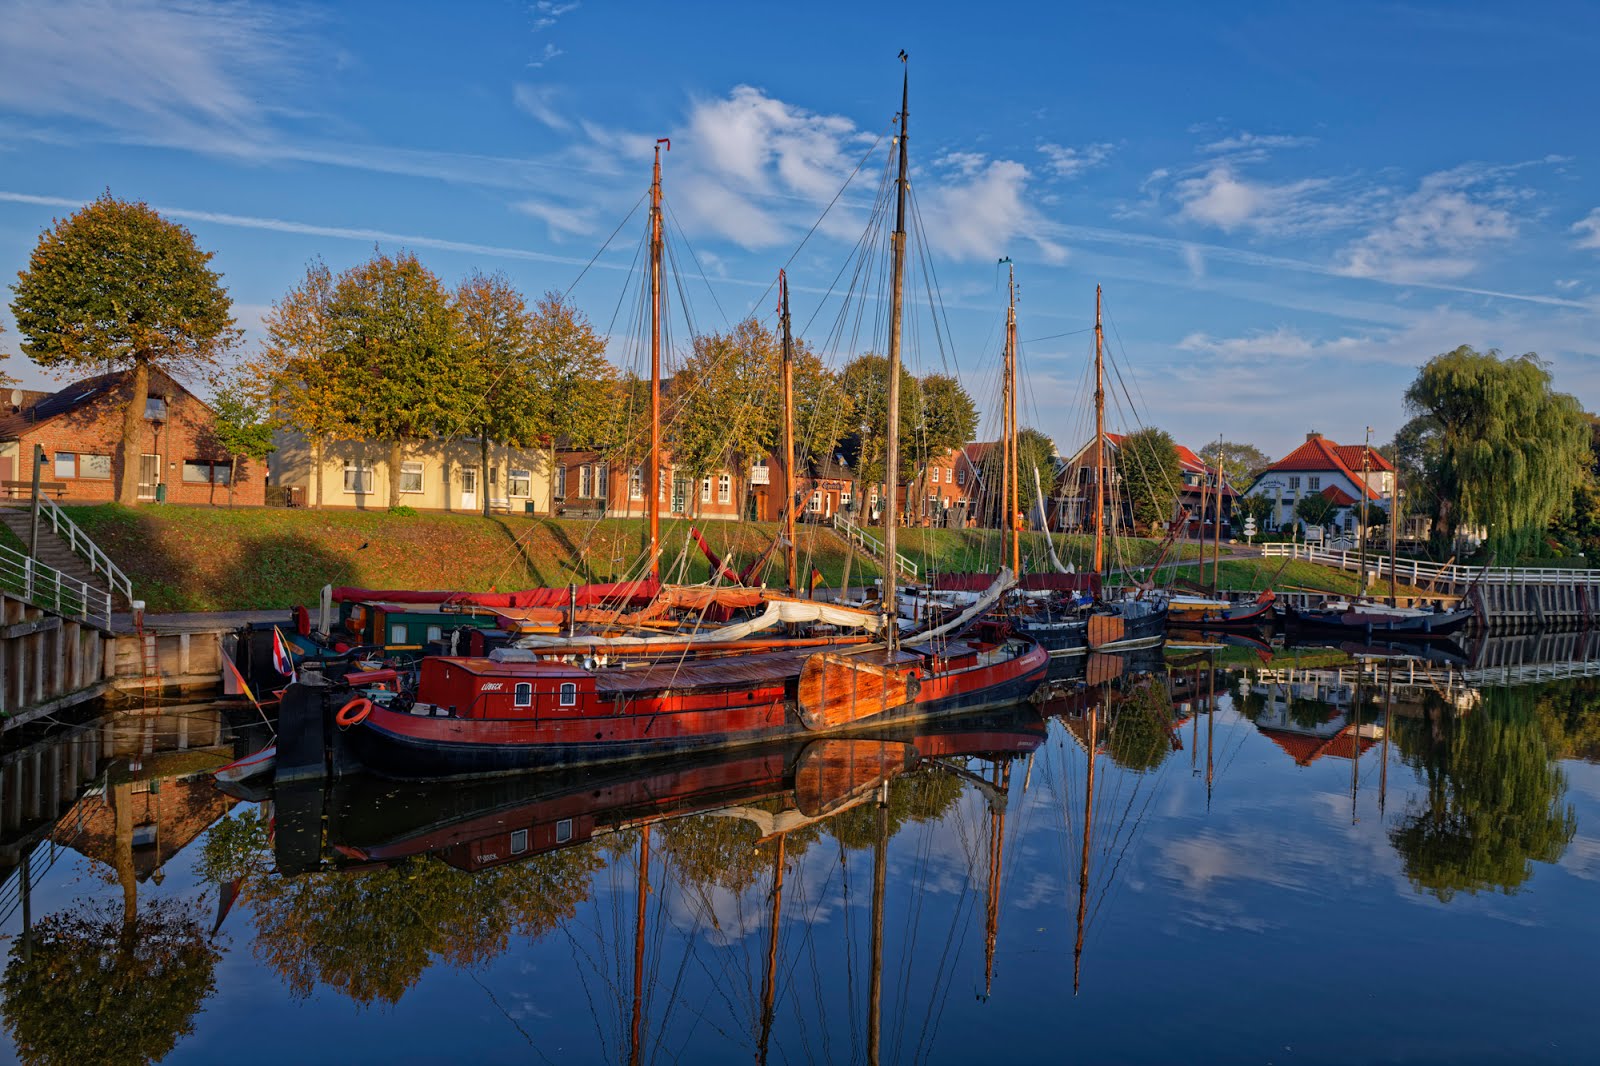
335,697 -> 373,728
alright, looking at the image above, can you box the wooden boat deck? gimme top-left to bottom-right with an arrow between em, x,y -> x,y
591,642 -> 956,696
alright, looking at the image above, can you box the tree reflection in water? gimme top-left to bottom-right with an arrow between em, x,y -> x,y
1,898 -> 220,1066
1104,676 -> 1177,773
1390,686 -> 1577,901
200,807 -> 603,1007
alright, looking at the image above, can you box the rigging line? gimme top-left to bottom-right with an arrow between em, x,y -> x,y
563,191 -> 649,300
467,971 -> 560,1066
1022,327 -> 1094,344
663,200 -> 731,329
741,116 -> 895,320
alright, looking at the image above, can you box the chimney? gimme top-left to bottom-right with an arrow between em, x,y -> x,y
1305,432 -> 1322,441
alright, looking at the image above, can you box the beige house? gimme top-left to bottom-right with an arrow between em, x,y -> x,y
270,431 -> 554,513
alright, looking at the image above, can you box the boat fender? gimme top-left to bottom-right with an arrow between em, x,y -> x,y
905,673 -> 921,700
335,697 -> 373,728
294,605 -> 312,636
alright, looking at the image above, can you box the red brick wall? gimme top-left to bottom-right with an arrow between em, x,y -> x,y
11,377 -> 266,506
554,450 -> 746,520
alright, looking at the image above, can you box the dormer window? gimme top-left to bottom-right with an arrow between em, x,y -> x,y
145,396 -> 168,420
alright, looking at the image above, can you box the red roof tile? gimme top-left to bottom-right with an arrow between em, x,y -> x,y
1260,436 -> 1385,500
1319,484 -> 1359,506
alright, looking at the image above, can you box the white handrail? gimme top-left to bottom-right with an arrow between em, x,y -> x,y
832,513 -> 919,580
1258,542 -> 1600,585
0,540 -> 113,630
33,497 -> 135,603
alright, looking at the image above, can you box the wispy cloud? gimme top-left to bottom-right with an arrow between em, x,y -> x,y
1336,163 -> 1528,282
1573,207 -> 1600,250
513,84 -> 570,131
1037,141 -> 1115,179
1201,131 -> 1318,156
1173,165 -> 1355,235
924,154 -> 1065,263
530,1 -> 579,31
527,42 -> 563,68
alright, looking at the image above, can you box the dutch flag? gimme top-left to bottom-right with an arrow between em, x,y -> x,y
271,626 -> 296,681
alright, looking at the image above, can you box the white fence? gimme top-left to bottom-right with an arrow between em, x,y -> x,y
32,497 -> 135,604
1259,542 -> 1600,588
832,514 -> 919,581
0,539 -> 114,630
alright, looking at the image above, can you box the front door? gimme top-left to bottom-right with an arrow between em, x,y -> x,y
138,453 -> 161,500
460,467 -> 478,512
671,476 -> 689,515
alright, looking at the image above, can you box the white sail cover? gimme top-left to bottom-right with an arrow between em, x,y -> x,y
511,596 -> 887,652
911,568 -> 1014,642
1033,466 -> 1074,575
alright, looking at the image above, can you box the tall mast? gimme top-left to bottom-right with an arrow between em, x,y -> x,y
1092,286 -> 1106,576
1211,435 -> 1224,594
882,56 -> 910,646
1388,466 -> 1400,605
779,271 -> 799,595
1006,260 -> 1020,575
868,780 -> 888,1066
1357,426 -> 1371,598
757,834 -> 786,1066
648,140 -> 669,582
983,760 -> 1010,998
630,824 -> 651,1066
1074,701 -> 1097,995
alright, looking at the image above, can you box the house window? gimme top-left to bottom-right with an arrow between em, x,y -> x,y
510,829 -> 529,855
559,682 -> 577,707
344,459 -> 374,495
1308,476 -> 1321,491
579,464 -> 592,498
509,469 -> 532,498
1288,476 -> 1300,491
809,491 -> 822,513
956,469 -> 966,486
399,461 -> 424,494
53,452 -> 76,479
144,396 -> 167,420
701,478 -> 712,503
79,453 -> 112,479
629,465 -> 644,500
717,474 -> 731,504
932,467 -> 941,484
182,460 -> 232,484
553,465 -> 566,498
841,489 -> 852,504
514,682 -> 533,707
555,818 -> 573,844
389,623 -> 407,644
595,464 -> 608,499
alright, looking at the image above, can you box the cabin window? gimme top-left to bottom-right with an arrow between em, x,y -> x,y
344,459 -> 374,495
629,465 -> 644,500
514,682 -> 533,707
510,468 -> 532,498
717,474 -> 731,504
510,829 -> 529,854
559,682 -> 577,707
1308,476 -> 1321,491
389,623 -> 407,644
399,461 -> 424,494
555,818 -> 573,844
426,625 -> 442,641
701,477 -> 712,503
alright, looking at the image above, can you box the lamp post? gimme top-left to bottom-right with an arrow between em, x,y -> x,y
28,443 -> 46,559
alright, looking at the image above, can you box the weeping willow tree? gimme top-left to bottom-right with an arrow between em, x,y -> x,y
1389,687 -> 1576,902
1403,347 -> 1589,559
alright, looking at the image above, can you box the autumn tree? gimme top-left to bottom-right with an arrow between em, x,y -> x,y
209,364 -> 277,505
1116,428 -> 1182,532
10,193 -> 238,504
1403,346 -> 1589,559
257,259 -> 357,508
1015,427 -> 1057,523
838,354 -> 921,488
670,318 -> 779,508
454,272 -> 538,516
528,292 -> 614,491
327,251 -> 470,509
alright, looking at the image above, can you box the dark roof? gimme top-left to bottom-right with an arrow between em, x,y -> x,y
0,368 -> 196,441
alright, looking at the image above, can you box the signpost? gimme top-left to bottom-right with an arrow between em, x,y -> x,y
1243,516 -> 1257,546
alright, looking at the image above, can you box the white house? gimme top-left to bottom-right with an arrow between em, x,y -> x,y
1245,433 -> 1393,534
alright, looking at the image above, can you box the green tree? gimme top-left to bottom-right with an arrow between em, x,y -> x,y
913,373 -> 978,468
528,292 -> 614,487
327,250 -> 470,509
1232,493 -> 1273,533
1105,677 -> 1176,772
1016,427 -> 1056,522
670,318 -> 779,509
1294,492 -> 1338,531
454,272 -> 539,516
209,364 -> 277,505
2,898 -> 221,1066
256,259 -> 358,508
10,192 -> 239,504
1116,428 -> 1182,532
1209,440 -> 1271,487
1403,346 -> 1589,559
838,354 -> 921,487
1389,687 -> 1576,901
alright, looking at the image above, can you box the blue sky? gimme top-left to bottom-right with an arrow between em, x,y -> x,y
0,0 -> 1596,459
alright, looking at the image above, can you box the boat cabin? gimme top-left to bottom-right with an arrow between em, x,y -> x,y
415,656 -> 597,718
337,600 -> 501,658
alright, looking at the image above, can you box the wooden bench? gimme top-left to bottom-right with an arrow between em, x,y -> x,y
555,501 -> 606,520
1,480 -> 68,500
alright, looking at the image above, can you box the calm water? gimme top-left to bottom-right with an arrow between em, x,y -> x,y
2,636 -> 1598,1065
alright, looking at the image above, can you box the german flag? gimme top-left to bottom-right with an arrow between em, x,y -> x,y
809,568 -> 826,591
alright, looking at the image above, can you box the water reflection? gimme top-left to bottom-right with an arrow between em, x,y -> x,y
0,635 -> 1596,1063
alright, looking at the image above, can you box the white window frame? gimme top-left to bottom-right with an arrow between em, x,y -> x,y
555,818 -> 573,844
701,477 -> 712,503
510,828 -> 529,854
841,489 -> 852,504
559,682 -> 577,707
931,466 -> 941,484
579,464 -> 592,499
629,465 -> 644,500
509,468 -> 532,499
1288,476 -> 1300,491
809,491 -> 822,513
389,623 -> 407,644
1308,476 -> 1321,491
596,463 -> 608,500
553,465 -> 566,499
344,459 -> 374,495
717,474 -> 731,504
399,460 -> 425,495
514,682 -> 533,707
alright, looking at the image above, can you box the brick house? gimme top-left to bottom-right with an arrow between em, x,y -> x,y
552,448 -> 747,521
1051,433 -> 1233,535
750,454 -> 858,524
0,368 -> 266,505
906,446 -> 982,528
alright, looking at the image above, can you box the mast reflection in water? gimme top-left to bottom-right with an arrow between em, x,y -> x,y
3,638 -> 1600,1063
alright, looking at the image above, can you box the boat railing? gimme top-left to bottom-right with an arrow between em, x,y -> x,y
831,513 -> 919,581
1258,542 -> 1600,589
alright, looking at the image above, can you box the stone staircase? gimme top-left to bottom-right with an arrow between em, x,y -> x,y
0,506 -> 114,601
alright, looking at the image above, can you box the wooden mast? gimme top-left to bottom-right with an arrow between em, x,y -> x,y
1006,261 -> 1021,575
1074,701 -> 1096,995
757,834 -> 786,1065
882,56 -> 910,647
1092,286 -> 1106,576
647,140 -> 668,582
983,760 -> 1010,998
1388,466 -> 1400,605
1211,435 -> 1224,593
630,824 -> 651,1066
1197,454 -> 1211,582
779,270 -> 799,595
1357,426 -> 1371,597
868,780 -> 889,1065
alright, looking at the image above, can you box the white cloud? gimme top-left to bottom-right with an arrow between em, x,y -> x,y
1182,243 -> 1205,279
513,197 -> 595,238
924,156 -> 1065,263
1200,131 -> 1317,156
1338,165 -> 1523,282
0,0 -> 297,144
527,42 -> 563,68
1038,141 -> 1115,179
1573,208 -> 1600,250
513,84 -> 570,131
1173,165 -> 1346,235
530,0 -> 579,31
